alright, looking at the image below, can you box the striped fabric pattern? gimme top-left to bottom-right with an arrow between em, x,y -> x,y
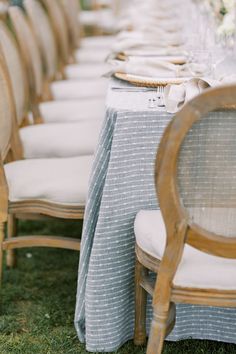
75,83 -> 236,352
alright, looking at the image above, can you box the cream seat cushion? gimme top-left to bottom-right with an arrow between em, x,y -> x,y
39,99 -> 105,124
5,155 -> 93,206
50,79 -> 108,100
75,48 -> 109,64
65,63 -> 109,80
81,35 -> 116,49
80,9 -> 114,28
20,120 -> 102,159
134,210 -> 236,290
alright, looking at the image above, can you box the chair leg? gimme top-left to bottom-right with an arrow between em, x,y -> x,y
146,307 -> 170,354
0,222 -> 5,283
6,215 -> 17,268
134,258 -> 148,345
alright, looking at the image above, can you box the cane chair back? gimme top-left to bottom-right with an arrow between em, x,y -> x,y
60,0 -> 81,49
24,0 -> 58,81
157,85 -> 236,260
8,6 -> 43,98
0,21 -> 28,126
41,0 -> 69,65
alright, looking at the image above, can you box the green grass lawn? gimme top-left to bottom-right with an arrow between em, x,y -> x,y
0,219 -> 236,353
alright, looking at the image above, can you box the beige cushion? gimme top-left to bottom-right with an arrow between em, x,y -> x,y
81,35 -> 116,49
75,48 -> 109,64
65,63 -> 109,80
80,9 -> 112,26
79,9 -> 116,33
50,79 -> 108,100
39,99 -> 105,123
134,210 -> 236,290
5,155 -> 93,206
20,120 -> 102,159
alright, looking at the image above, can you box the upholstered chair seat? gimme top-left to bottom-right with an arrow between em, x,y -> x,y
50,79 -> 108,101
65,63 -> 109,80
81,35 -> 116,49
74,48 -> 110,64
19,120 -> 102,159
5,155 -> 92,206
79,8 -> 116,34
39,99 -> 105,124
135,210 -> 236,290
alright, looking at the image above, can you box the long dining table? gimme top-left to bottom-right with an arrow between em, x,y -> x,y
74,78 -> 236,352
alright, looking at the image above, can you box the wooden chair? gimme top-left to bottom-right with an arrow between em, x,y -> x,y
0,43 -> 92,272
39,0 -> 110,65
60,0 -> 82,52
79,0 -> 117,35
40,0 -> 69,70
39,0 -> 111,65
0,18 -> 102,159
24,0 -> 109,82
134,85 -> 236,354
60,0 -> 116,51
9,5 -> 108,103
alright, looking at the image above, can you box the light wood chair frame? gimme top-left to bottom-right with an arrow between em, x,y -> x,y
60,0 -> 81,52
8,7 -> 46,120
0,39 -> 84,275
0,18 -> 30,127
40,0 -> 70,69
134,85 -> 236,354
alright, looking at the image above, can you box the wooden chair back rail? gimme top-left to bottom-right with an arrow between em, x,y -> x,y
60,0 -> 81,51
41,0 -> 70,66
0,43 -> 20,162
8,6 -> 44,108
0,20 -> 29,126
24,0 -> 58,81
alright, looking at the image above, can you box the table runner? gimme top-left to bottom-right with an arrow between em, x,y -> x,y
75,80 -> 236,352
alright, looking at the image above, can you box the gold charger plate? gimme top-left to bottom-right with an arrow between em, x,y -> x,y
114,72 -> 191,87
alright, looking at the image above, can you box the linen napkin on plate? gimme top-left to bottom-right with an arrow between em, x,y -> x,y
105,57 -> 189,78
112,34 -> 184,54
117,15 -> 182,32
164,78 -> 218,113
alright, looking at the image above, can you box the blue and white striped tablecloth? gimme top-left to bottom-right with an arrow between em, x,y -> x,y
74,80 -> 236,352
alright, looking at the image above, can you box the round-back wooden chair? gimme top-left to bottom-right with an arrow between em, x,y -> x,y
134,85 -> 236,353
0,20 -> 29,126
40,0 -> 70,67
24,0 -> 58,82
0,40 -> 92,274
8,5 -> 44,114
9,5 -> 108,103
60,0 -> 81,51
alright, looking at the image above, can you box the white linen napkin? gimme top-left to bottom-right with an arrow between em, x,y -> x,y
105,58 -> 189,78
164,78 -> 217,113
112,34 -> 184,54
117,15 -> 182,32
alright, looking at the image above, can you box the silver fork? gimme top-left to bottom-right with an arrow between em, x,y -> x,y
156,86 -> 165,107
